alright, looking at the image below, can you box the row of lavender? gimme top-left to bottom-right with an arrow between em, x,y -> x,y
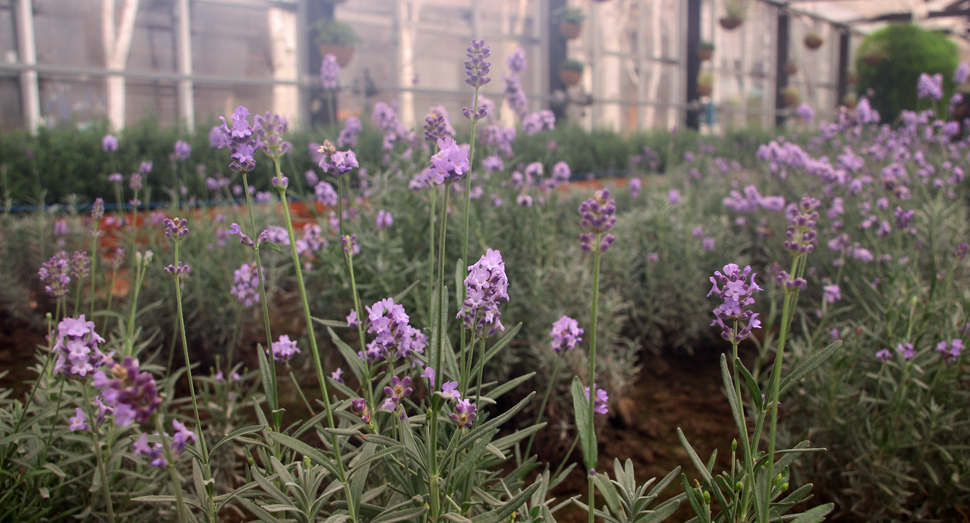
0,43 -> 968,522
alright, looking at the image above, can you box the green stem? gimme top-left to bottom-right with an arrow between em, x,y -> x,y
586,248 -> 602,523
428,186 -> 437,326
274,164 -> 356,523
763,256 -> 804,518
241,171 -> 279,427
125,256 -> 147,357
551,434 -> 579,480
89,222 -> 99,319
347,253 -> 375,409
82,385 -> 115,523
523,353 -> 562,459
73,269 -> 83,318
472,336 -> 486,429
103,269 -> 117,334
290,370 -> 315,416
429,187 -> 451,523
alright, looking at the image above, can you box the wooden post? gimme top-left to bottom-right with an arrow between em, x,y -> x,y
774,8 -> 789,127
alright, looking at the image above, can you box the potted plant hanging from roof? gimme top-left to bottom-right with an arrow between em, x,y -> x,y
846,70 -> 858,85
784,60 -> 798,75
315,18 -> 361,67
842,92 -> 858,109
554,6 -> 585,40
698,41 -> 715,61
697,71 -> 714,97
559,59 -> 585,86
804,32 -> 824,50
719,0 -> 746,30
781,85 -> 800,107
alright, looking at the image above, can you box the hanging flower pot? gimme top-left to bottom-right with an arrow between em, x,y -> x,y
782,86 -> 800,107
559,21 -> 582,40
315,19 -> 361,67
784,61 -> 798,75
804,33 -> 823,50
559,59 -> 584,86
697,71 -> 714,97
554,6 -> 585,40
842,92 -> 858,109
319,44 -> 354,67
719,16 -> 743,30
698,42 -> 715,62
846,73 -> 858,85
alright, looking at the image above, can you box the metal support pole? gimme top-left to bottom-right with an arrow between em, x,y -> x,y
14,0 -> 41,133
836,28 -> 849,110
774,8 -> 789,127
685,0 -> 701,130
636,0 -> 646,130
296,0 -> 308,129
176,0 -> 195,130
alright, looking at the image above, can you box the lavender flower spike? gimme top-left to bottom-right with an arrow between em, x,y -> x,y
464,39 -> 491,88
458,249 -> 510,338
708,264 -> 763,342
550,315 -> 583,354
52,315 -> 108,378
321,54 -> 340,89
579,189 -> 617,252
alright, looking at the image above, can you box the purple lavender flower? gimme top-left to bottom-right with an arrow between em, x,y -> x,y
458,249 -> 510,338
516,193 -> 533,207
51,315 -> 108,378
330,368 -> 344,383
647,252 -> 659,263
584,385 -> 609,415
796,103 -> 814,124
347,309 -> 358,328
702,237 -> 715,251
823,284 -> 841,303
381,376 -> 413,412
376,209 -> 393,229
108,173 -> 124,183
92,198 -> 104,222
231,262 -> 261,307
210,125 -> 229,149
102,135 -> 118,153
783,197 -> 820,257
955,243 -> 968,260
132,434 -> 167,467
955,62 -> 969,84
338,117 -> 363,149
522,110 -> 556,135
69,408 -> 88,432
450,399 -> 477,428
139,161 -> 153,174
482,155 -> 504,173
629,178 -> 642,198
321,54 -> 340,89
875,349 -> 892,362
218,106 -> 261,173
708,264 -> 763,342
578,189 -> 617,253
504,74 -> 529,117
52,219 -> 68,236
507,47 -> 527,73
897,343 -> 915,360
269,335 -> 300,362
39,252 -> 71,297
174,140 -> 191,160
70,251 -> 90,280
550,315 -> 583,354
322,149 -> 359,176
424,111 -> 449,145
351,398 -> 372,424
465,40 -> 491,88
254,112 -> 292,160
936,339 -> 964,362
129,173 -> 143,192
163,261 -> 191,278
94,357 -> 162,425
429,137 -> 470,185
315,181 -> 338,206
363,298 -> 426,361
917,73 -> 944,100
341,234 -> 359,255
552,161 -> 571,186
163,217 -> 189,241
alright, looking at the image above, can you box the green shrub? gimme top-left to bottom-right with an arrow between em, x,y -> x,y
856,23 -> 958,122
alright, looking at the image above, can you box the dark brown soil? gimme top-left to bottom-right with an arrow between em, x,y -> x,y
536,350 -> 738,523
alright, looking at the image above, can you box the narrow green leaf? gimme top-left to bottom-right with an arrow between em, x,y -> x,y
262,241 -> 282,252
329,326 -> 368,385
675,428 -> 712,483
373,507 -> 429,523
470,481 -> 541,523
392,280 -> 421,304
349,443 -> 375,518
256,345 -> 276,409
485,371 -> 534,401
779,341 -> 841,399
267,432 -> 340,477
210,425 -> 264,454
790,503 -> 833,523
571,377 -> 596,469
